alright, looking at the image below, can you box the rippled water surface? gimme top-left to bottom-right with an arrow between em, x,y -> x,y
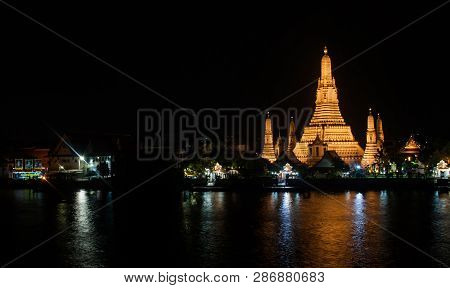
0,188 -> 449,267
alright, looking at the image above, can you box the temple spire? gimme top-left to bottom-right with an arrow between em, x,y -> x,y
366,108 -> 375,141
294,47 -> 364,165
275,129 -> 282,158
362,107 -> 379,167
321,46 -> 332,81
264,112 -> 272,132
376,113 -> 384,146
261,112 -> 277,162
289,117 -> 296,141
286,117 -> 299,162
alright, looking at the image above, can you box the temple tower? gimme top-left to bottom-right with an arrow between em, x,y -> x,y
376,113 -> 384,149
362,108 -> 379,166
275,130 -> 283,158
261,112 -> 277,162
286,117 -> 299,162
293,47 -> 364,165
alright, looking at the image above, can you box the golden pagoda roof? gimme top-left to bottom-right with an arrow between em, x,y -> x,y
400,135 -> 421,154
311,134 -> 325,145
404,135 -> 420,149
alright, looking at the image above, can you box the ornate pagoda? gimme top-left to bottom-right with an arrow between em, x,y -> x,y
376,112 -> 384,150
286,117 -> 300,163
261,112 -> 277,162
361,108 -> 379,166
293,47 -> 364,165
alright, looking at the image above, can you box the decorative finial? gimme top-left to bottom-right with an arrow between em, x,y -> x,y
323,46 -> 328,55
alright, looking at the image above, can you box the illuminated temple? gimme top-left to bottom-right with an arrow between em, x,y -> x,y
361,109 -> 382,167
261,112 -> 277,163
293,47 -> 364,165
260,47 -> 385,167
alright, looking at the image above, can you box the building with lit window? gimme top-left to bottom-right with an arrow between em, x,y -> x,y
48,133 -> 125,178
4,147 -> 49,180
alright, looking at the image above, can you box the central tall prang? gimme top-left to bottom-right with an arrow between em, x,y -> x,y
293,47 -> 364,165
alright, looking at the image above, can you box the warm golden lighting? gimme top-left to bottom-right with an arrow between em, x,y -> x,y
362,108 -> 380,167
400,135 -> 420,156
293,47 -> 364,165
261,112 -> 277,162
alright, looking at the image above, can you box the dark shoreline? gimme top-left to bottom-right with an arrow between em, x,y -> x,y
1,177 -> 447,193
189,178 -> 447,192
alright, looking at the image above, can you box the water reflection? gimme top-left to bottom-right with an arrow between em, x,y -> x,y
55,190 -> 113,267
352,192 -> 366,259
180,190 -> 444,267
431,191 -> 450,263
380,190 -> 388,207
13,189 -> 43,201
278,193 -> 295,266
2,188 -> 450,267
182,191 -> 227,266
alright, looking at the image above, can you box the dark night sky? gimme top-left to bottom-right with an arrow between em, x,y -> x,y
0,1 -> 448,148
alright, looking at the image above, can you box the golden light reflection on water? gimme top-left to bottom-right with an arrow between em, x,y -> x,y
182,190 -> 394,267
2,188 -> 449,267
294,192 -> 354,267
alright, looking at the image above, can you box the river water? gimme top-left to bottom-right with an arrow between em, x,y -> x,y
0,188 -> 449,267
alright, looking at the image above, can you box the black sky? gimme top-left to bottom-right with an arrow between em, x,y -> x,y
0,1 -> 448,147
